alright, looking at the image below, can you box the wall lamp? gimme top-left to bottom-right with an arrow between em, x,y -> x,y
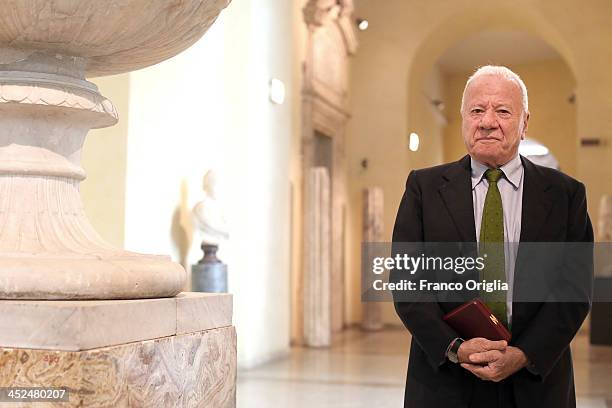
356,18 -> 369,31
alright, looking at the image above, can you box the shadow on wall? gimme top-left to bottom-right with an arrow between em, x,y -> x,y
171,178 -> 194,282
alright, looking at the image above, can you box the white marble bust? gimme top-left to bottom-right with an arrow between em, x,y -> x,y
192,170 -> 229,246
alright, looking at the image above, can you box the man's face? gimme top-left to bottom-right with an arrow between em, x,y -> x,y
461,75 -> 529,167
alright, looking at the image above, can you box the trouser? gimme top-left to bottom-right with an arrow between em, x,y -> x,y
470,378 -> 516,408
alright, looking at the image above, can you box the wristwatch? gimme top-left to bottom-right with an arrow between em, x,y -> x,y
447,338 -> 464,364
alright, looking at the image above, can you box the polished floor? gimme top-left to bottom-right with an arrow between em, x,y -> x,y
237,327 -> 612,407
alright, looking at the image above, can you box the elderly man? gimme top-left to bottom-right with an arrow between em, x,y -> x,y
392,65 -> 593,407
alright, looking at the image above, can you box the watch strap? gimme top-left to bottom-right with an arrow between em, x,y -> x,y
447,337 -> 464,363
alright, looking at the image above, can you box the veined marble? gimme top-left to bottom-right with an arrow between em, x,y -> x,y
0,326 -> 236,408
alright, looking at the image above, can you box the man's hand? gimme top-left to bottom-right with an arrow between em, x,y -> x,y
457,337 -> 507,364
461,346 -> 529,382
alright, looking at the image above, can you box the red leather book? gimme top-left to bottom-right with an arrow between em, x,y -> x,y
442,299 -> 512,342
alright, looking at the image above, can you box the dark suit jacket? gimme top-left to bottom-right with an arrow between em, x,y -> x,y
391,155 -> 593,408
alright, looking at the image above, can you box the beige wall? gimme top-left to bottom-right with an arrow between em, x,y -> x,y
82,74 -> 130,248
443,59 -> 577,175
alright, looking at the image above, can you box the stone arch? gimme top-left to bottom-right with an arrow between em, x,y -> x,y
407,3 -> 576,90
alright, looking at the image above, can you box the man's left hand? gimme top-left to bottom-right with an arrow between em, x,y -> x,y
460,346 -> 529,382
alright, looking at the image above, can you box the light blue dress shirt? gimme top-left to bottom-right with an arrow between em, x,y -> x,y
471,154 -> 524,326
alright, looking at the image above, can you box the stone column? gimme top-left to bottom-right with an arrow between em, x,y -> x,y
303,167 -> 331,347
597,195 -> 612,277
598,195 -> 612,242
361,187 -> 384,331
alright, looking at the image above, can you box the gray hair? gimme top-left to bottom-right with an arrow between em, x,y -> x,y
460,65 -> 529,114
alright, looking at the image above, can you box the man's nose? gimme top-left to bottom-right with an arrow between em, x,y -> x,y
479,109 -> 498,129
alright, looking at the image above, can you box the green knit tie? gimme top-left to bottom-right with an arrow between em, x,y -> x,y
479,169 -> 508,327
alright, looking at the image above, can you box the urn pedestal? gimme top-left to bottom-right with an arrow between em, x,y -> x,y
0,0 -> 230,300
0,1 -> 236,406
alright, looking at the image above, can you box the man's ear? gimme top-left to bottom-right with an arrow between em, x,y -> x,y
521,111 -> 530,139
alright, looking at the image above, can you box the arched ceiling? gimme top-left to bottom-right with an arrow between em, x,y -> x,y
437,30 -> 562,74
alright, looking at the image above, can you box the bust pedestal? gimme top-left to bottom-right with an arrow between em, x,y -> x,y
192,243 -> 229,293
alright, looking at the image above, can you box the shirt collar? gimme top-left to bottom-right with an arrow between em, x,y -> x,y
470,154 -> 523,190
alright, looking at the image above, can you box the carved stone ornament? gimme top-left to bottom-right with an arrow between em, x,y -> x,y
0,0 -> 231,300
303,0 -> 357,55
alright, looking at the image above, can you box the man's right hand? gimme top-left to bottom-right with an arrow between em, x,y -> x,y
457,338 -> 507,364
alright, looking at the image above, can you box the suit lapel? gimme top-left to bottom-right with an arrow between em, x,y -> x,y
438,155 -> 477,242
519,156 -> 553,242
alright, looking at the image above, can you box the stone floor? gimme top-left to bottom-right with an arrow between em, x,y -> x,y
237,327 -> 612,407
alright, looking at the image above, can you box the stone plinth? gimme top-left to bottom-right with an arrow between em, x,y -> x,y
0,292 -> 236,408
361,187 -> 384,331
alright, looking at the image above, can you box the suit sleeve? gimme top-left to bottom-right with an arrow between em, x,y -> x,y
391,170 -> 459,370
514,182 -> 593,380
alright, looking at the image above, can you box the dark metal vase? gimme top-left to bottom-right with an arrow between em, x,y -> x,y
191,243 -> 228,293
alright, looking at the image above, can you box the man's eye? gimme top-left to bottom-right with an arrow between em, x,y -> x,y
497,109 -> 510,115
471,108 -> 483,114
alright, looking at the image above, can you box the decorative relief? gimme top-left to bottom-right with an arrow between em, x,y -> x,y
304,0 -> 339,27
0,82 -> 118,121
0,173 -> 187,299
0,176 -> 111,254
312,25 -> 348,101
303,0 -> 356,113
303,0 -> 357,55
